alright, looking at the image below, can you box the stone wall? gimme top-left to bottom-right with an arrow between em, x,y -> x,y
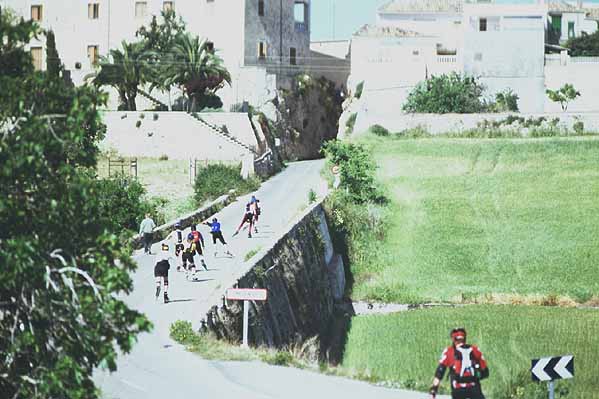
348,112 -> 599,137
201,202 -> 346,348
130,192 -> 234,249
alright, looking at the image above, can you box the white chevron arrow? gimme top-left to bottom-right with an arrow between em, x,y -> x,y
554,355 -> 574,379
532,357 -> 551,381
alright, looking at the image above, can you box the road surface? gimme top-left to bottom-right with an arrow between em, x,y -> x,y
95,160 -> 442,399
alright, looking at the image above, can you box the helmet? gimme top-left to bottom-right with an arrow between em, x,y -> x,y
175,221 -> 182,229
212,218 -> 217,223
450,327 -> 467,342
190,224 -> 197,231
187,233 -> 194,240
161,243 -> 169,251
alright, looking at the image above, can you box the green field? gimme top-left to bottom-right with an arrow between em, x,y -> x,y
350,135 -> 599,304
340,306 -> 599,398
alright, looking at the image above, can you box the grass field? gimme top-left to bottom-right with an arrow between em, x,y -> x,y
340,306 -> 599,398
349,134 -> 599,304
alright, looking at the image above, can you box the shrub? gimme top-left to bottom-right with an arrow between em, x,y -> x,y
345,112 -> 358,135
573,120 -> 584,134
546,84 -> 580,111
94,176 -> 164,232
492,89 -> 519,112
308,188 -> 317,204
354,81 -> 364,99
194,163 -> 260,205
153,113 -> 159,121
565,30 -> 599,56
170,320 -> 198,345
403,72 -> 487,114
321,140 -> 380,203
159,154 -> 169,161
370,124 -> 389,137
135,120 -> 142,128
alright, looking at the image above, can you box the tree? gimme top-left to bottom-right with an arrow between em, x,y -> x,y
546,83 -> 580,111
565,30 -> 599,56
45,29 -> 61,80
93,40 -> 154,110
402,72 -> 487,114
136,9 -> 187,110
0,14 -> 151,399
162,33 -> 231,112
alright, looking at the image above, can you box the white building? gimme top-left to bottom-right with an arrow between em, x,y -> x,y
547,0 -> 598,44
0,0 -> 311,109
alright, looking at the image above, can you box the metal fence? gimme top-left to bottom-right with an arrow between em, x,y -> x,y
108,157 -> 137,179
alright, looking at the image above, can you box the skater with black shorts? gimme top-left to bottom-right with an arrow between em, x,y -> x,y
191,224 -> 208,271
204,218 -> 232,257
154,243 -> 172,303
233,202 -> 255,238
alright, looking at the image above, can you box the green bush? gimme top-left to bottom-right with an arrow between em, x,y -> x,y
345,113 -> 358,135
321,140 -> 379,203
573,120 -> 584,134
565,30 -> 599,56
403,72 -> 487,114
354,81 -> 364,99
492,89 -> 519,112
170,320 -> 199,345
370,124 -> 389,137
194,163 -> 260,205
94,176 -> 164,232
308,188 -> 317,204
546,84 -> 580,112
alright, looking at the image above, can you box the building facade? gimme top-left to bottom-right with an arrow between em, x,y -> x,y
0,0 -> 311,108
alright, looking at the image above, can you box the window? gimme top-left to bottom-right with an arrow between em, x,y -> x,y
163,1 -> 174,12
294,2 -> 305,23
568,21 -> 575,39
474,52 -> 483,61
290,48 -> 296,65
31,5 -> 43,21
87,45 -> 99,65
551,15 -> 562,32
479,18 -> 487,31
258,42 -> 267,60
412,50 -> 419,56
135,1 -> 148,18
31,47 -> 43,71
88,3 -> 100,19
258,0 -> 264,16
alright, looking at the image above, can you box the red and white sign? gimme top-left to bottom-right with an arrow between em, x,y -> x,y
226,288 -> 268,301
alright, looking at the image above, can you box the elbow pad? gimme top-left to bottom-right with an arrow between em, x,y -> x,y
434,365 -> 447,380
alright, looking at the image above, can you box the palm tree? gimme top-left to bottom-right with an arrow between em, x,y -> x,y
162,34 -> 231,112
93,41 -> 153,111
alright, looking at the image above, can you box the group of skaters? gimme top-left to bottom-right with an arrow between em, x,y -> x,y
152,195 -> 261,304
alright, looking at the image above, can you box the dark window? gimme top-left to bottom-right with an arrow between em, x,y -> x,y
290,48 -> 296,65
258,42 -> 267,60
258,0 -> 264,16
479,18 -> 487,31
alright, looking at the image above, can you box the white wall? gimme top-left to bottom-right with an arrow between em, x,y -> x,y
463,4 -> 546,113
100,112 -> 251,161
545,59 -> 599,112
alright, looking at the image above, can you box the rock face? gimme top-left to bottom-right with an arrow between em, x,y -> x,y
203,203 -> 345,348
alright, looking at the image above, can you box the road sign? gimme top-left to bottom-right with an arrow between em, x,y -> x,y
226,288 -> 267,301
225,288 -> 268,348
531,355 -> 574,382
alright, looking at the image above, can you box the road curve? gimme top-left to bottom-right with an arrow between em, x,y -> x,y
95,160 -> 441,399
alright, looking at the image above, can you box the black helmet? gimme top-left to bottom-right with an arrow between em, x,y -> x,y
191,224 -> 197,231
175,220 -> 182,229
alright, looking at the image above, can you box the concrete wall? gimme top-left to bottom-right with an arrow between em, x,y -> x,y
99,111 -> 252,161
202,202 -> 345,347
351,112 -> 599,136
545,58 -> 599,113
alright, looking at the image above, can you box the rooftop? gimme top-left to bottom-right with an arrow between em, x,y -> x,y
354,24 -> 423,38
586,7 -> 599,21
547,0 -> 584,13
378,0 -> 463,14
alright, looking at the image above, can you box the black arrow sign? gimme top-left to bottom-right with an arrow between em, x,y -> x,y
531,355 -> 574,382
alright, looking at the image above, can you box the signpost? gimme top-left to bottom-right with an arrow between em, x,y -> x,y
531,355 -> 574,399
225,288 -> 268,348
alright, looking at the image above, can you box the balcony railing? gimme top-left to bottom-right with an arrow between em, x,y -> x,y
295,22 -> 307,33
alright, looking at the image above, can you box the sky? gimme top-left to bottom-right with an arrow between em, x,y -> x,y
310,0 -> 599,41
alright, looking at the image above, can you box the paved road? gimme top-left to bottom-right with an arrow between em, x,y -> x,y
95,160 -> 442,399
